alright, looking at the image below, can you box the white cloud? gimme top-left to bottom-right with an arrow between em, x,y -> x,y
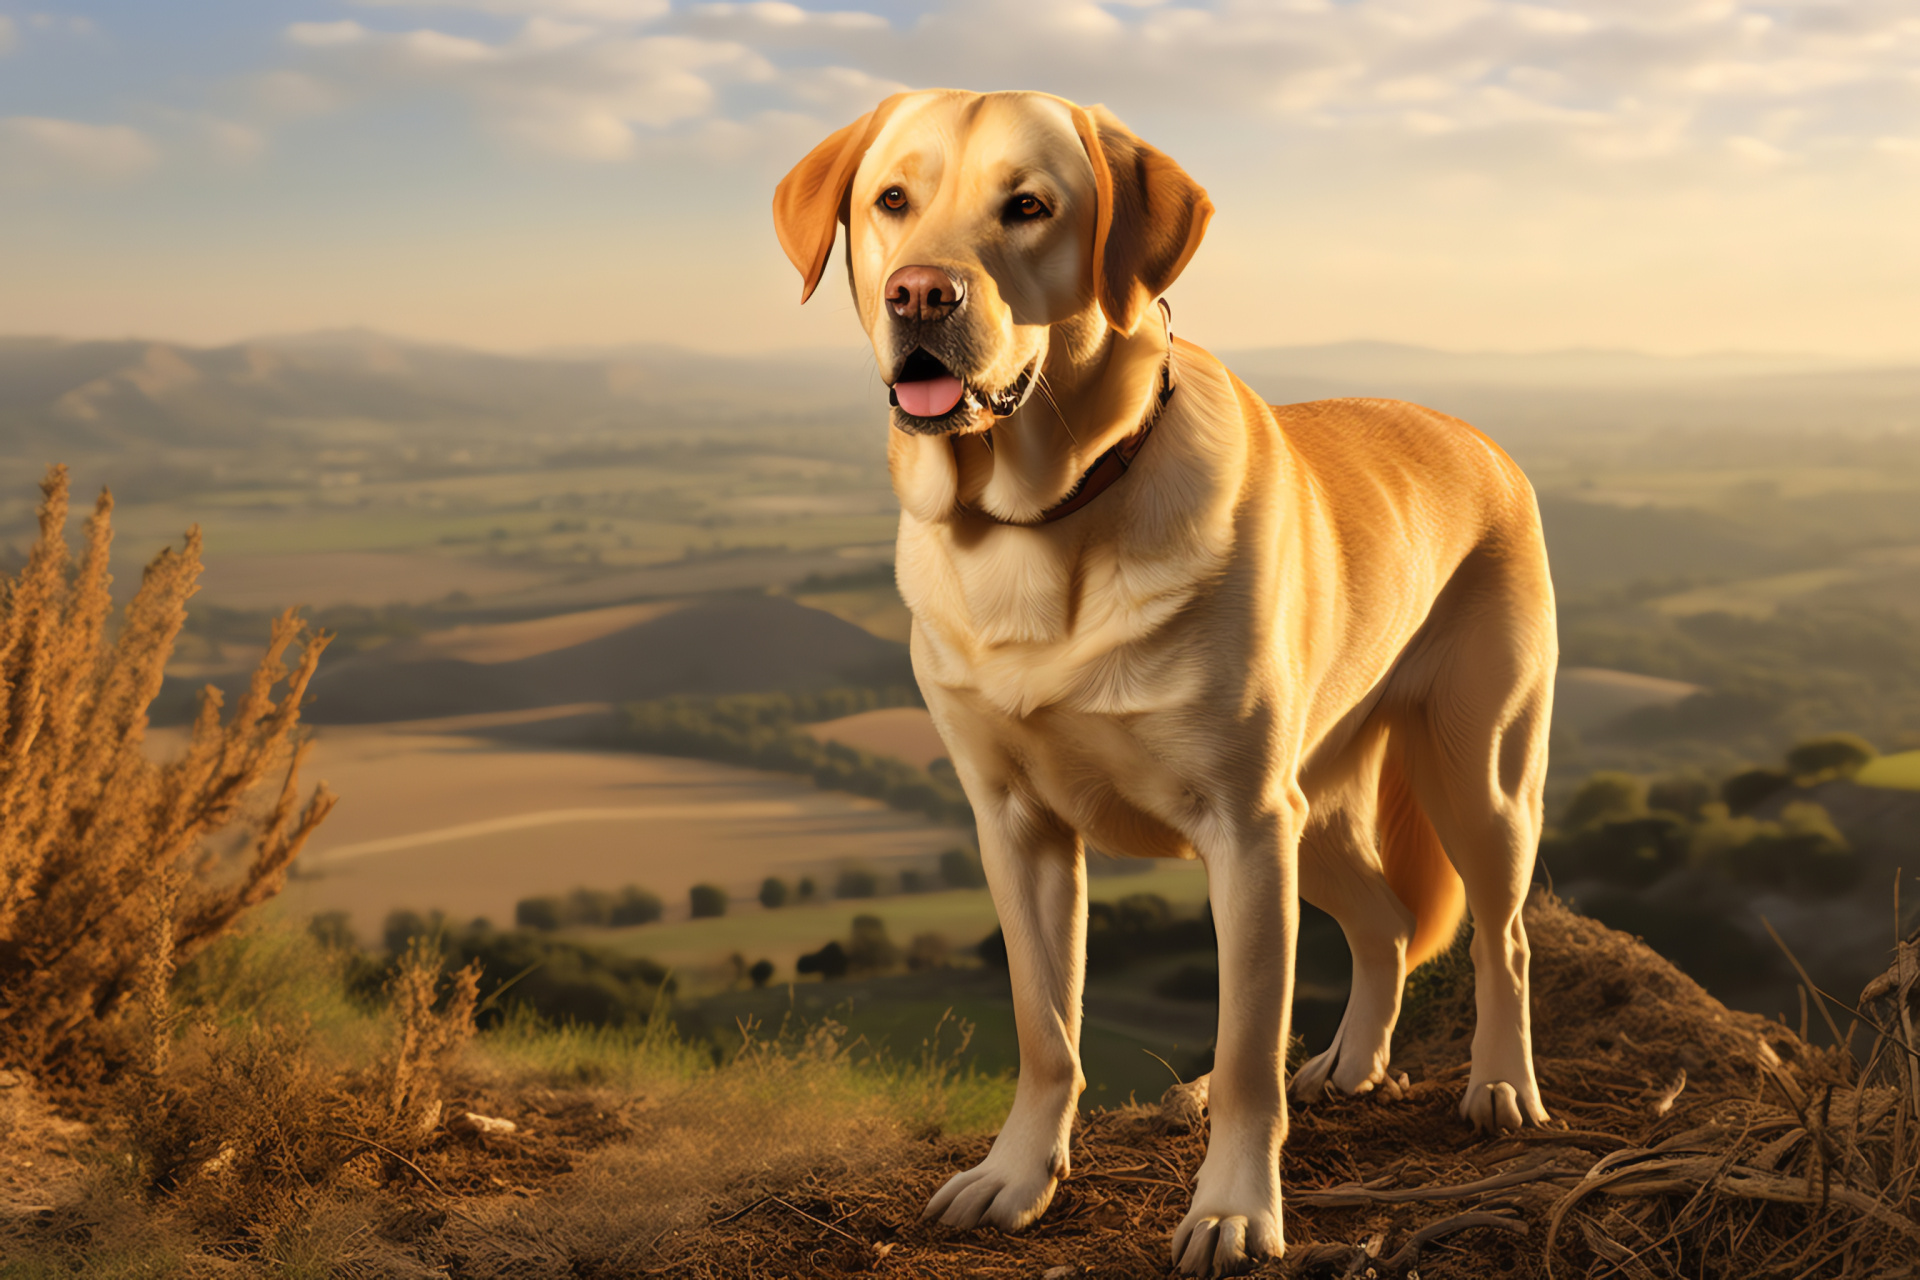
1727,133 -> 1790,165
0,116 -> 160,186
196,115 -> 268,163
250,69 -> 351,117
734,0 -> 1920,174
286,16 -> 776,160
244,0 -> 1920,175
351,0 -> 671,20
27,12 -> 97,36
692,3 -> 888,32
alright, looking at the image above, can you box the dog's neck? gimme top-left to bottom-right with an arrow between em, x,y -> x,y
888,308 -> 1171,527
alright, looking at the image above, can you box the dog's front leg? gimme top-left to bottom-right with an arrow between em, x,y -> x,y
1174,803 -> 1298,1276
922,793 -> 1085,1233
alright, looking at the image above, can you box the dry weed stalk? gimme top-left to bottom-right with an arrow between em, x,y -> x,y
384,938 -> 481,1140
0,465 -> 336,1077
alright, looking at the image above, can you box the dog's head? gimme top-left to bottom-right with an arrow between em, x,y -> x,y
773,91 -> 1212,437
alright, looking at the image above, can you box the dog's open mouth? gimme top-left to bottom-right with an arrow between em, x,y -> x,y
889,351 -> 1037,434
891,349 -> 966,419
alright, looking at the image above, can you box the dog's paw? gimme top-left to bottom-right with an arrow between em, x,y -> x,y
1170,1156 -> 1283,1278
1290,1040 -> 1403,1103
920,1148 -> 1060,1233
1459,1078 -> 1549,1132
1158,1075 -> 1211,1132
1170,1201 -> 1282,1277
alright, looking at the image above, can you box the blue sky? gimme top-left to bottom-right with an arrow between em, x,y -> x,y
2,0 -> 1917,356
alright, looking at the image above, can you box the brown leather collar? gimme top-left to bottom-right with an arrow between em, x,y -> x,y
961,299 -> 1177,526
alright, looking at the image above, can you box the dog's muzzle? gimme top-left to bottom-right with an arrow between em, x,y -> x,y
888,352 -> 1039,436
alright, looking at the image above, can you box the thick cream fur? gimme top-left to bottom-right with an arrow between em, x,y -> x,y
778,89 -> 1558,1278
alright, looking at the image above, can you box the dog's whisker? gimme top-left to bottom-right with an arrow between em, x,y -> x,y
1035,372 -> 1078,446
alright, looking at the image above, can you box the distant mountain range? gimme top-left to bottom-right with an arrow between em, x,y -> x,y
0,331 -> 877,454
3,329 -> 1914,457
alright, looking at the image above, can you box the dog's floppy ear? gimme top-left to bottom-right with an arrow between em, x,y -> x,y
773,95 -> 907,303
1071,104 -> 1214,336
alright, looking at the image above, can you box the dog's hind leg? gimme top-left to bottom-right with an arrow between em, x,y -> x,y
1398,570 -> 1555,1131
1293,767 -> 1416,1101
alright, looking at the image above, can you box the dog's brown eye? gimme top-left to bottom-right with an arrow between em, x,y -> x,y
1005,194 -> 1050,222
880,187 -> 908,212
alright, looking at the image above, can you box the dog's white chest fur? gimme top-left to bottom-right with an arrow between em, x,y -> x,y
904,523 -> 1217,717
891,379 -> 1244,726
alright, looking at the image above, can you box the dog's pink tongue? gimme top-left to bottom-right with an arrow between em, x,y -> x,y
895,376 -> 964,418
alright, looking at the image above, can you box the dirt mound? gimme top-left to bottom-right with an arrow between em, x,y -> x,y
686,894 -> 1899,1279
305,594 -> 911,723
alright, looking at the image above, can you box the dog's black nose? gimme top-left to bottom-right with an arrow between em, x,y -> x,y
886,265 -> 965,322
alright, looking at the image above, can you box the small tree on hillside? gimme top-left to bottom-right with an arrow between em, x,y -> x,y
1722,767 -> 1791,815
0,468 -> 335,1076
847,915 -> 900,971
515,896 -> 565,931
610,885 -> 662,926
1786,733 -> 1877,781
1562,772 -> 1647,830
565,887 -> 615,927
835,868 -> 880,899
690,883 -> 727,918
759,876 -> 789,909
1647,773 -> 1714,820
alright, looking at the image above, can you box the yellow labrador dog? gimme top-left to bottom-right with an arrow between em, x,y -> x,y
774,90 -> 1554,1276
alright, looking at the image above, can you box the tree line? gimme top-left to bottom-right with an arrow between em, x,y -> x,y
613,687 -> 974,826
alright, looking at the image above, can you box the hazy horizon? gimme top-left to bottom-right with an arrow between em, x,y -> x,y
4,324 -> 1911,368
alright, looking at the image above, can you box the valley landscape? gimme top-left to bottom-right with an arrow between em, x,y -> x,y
6,330 -> 1920,1278
9,330 -> 1920,1022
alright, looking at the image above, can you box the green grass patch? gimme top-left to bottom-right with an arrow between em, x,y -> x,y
1857,749 -> 1920,791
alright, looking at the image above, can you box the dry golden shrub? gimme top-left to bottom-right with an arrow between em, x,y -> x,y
126,940 -> 481,1242
0,465 -> 336,1078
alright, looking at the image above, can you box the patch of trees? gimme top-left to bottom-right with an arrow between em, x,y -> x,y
353,910 -> 673,1027
978,893 -> 1217,975
790,565 -> 898,594
689,883 -> 728,918
1541,734 -> 1876,897
797,915 -> 956,979
513,885 -> 663,931
757,851 -> 983,911
615,688 -> 972,826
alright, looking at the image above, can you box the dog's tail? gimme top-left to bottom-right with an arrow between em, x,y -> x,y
1377,751 -> 1466,970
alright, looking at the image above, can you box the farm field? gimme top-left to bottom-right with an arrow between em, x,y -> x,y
802,705 -> 949,768
1551,666 -> 1700,738
576,860 -> 1210,986
270,722 -> 975,945
804,671 -> 1712,766
1858,750 -> 1920,791
192,550 -> 553,610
